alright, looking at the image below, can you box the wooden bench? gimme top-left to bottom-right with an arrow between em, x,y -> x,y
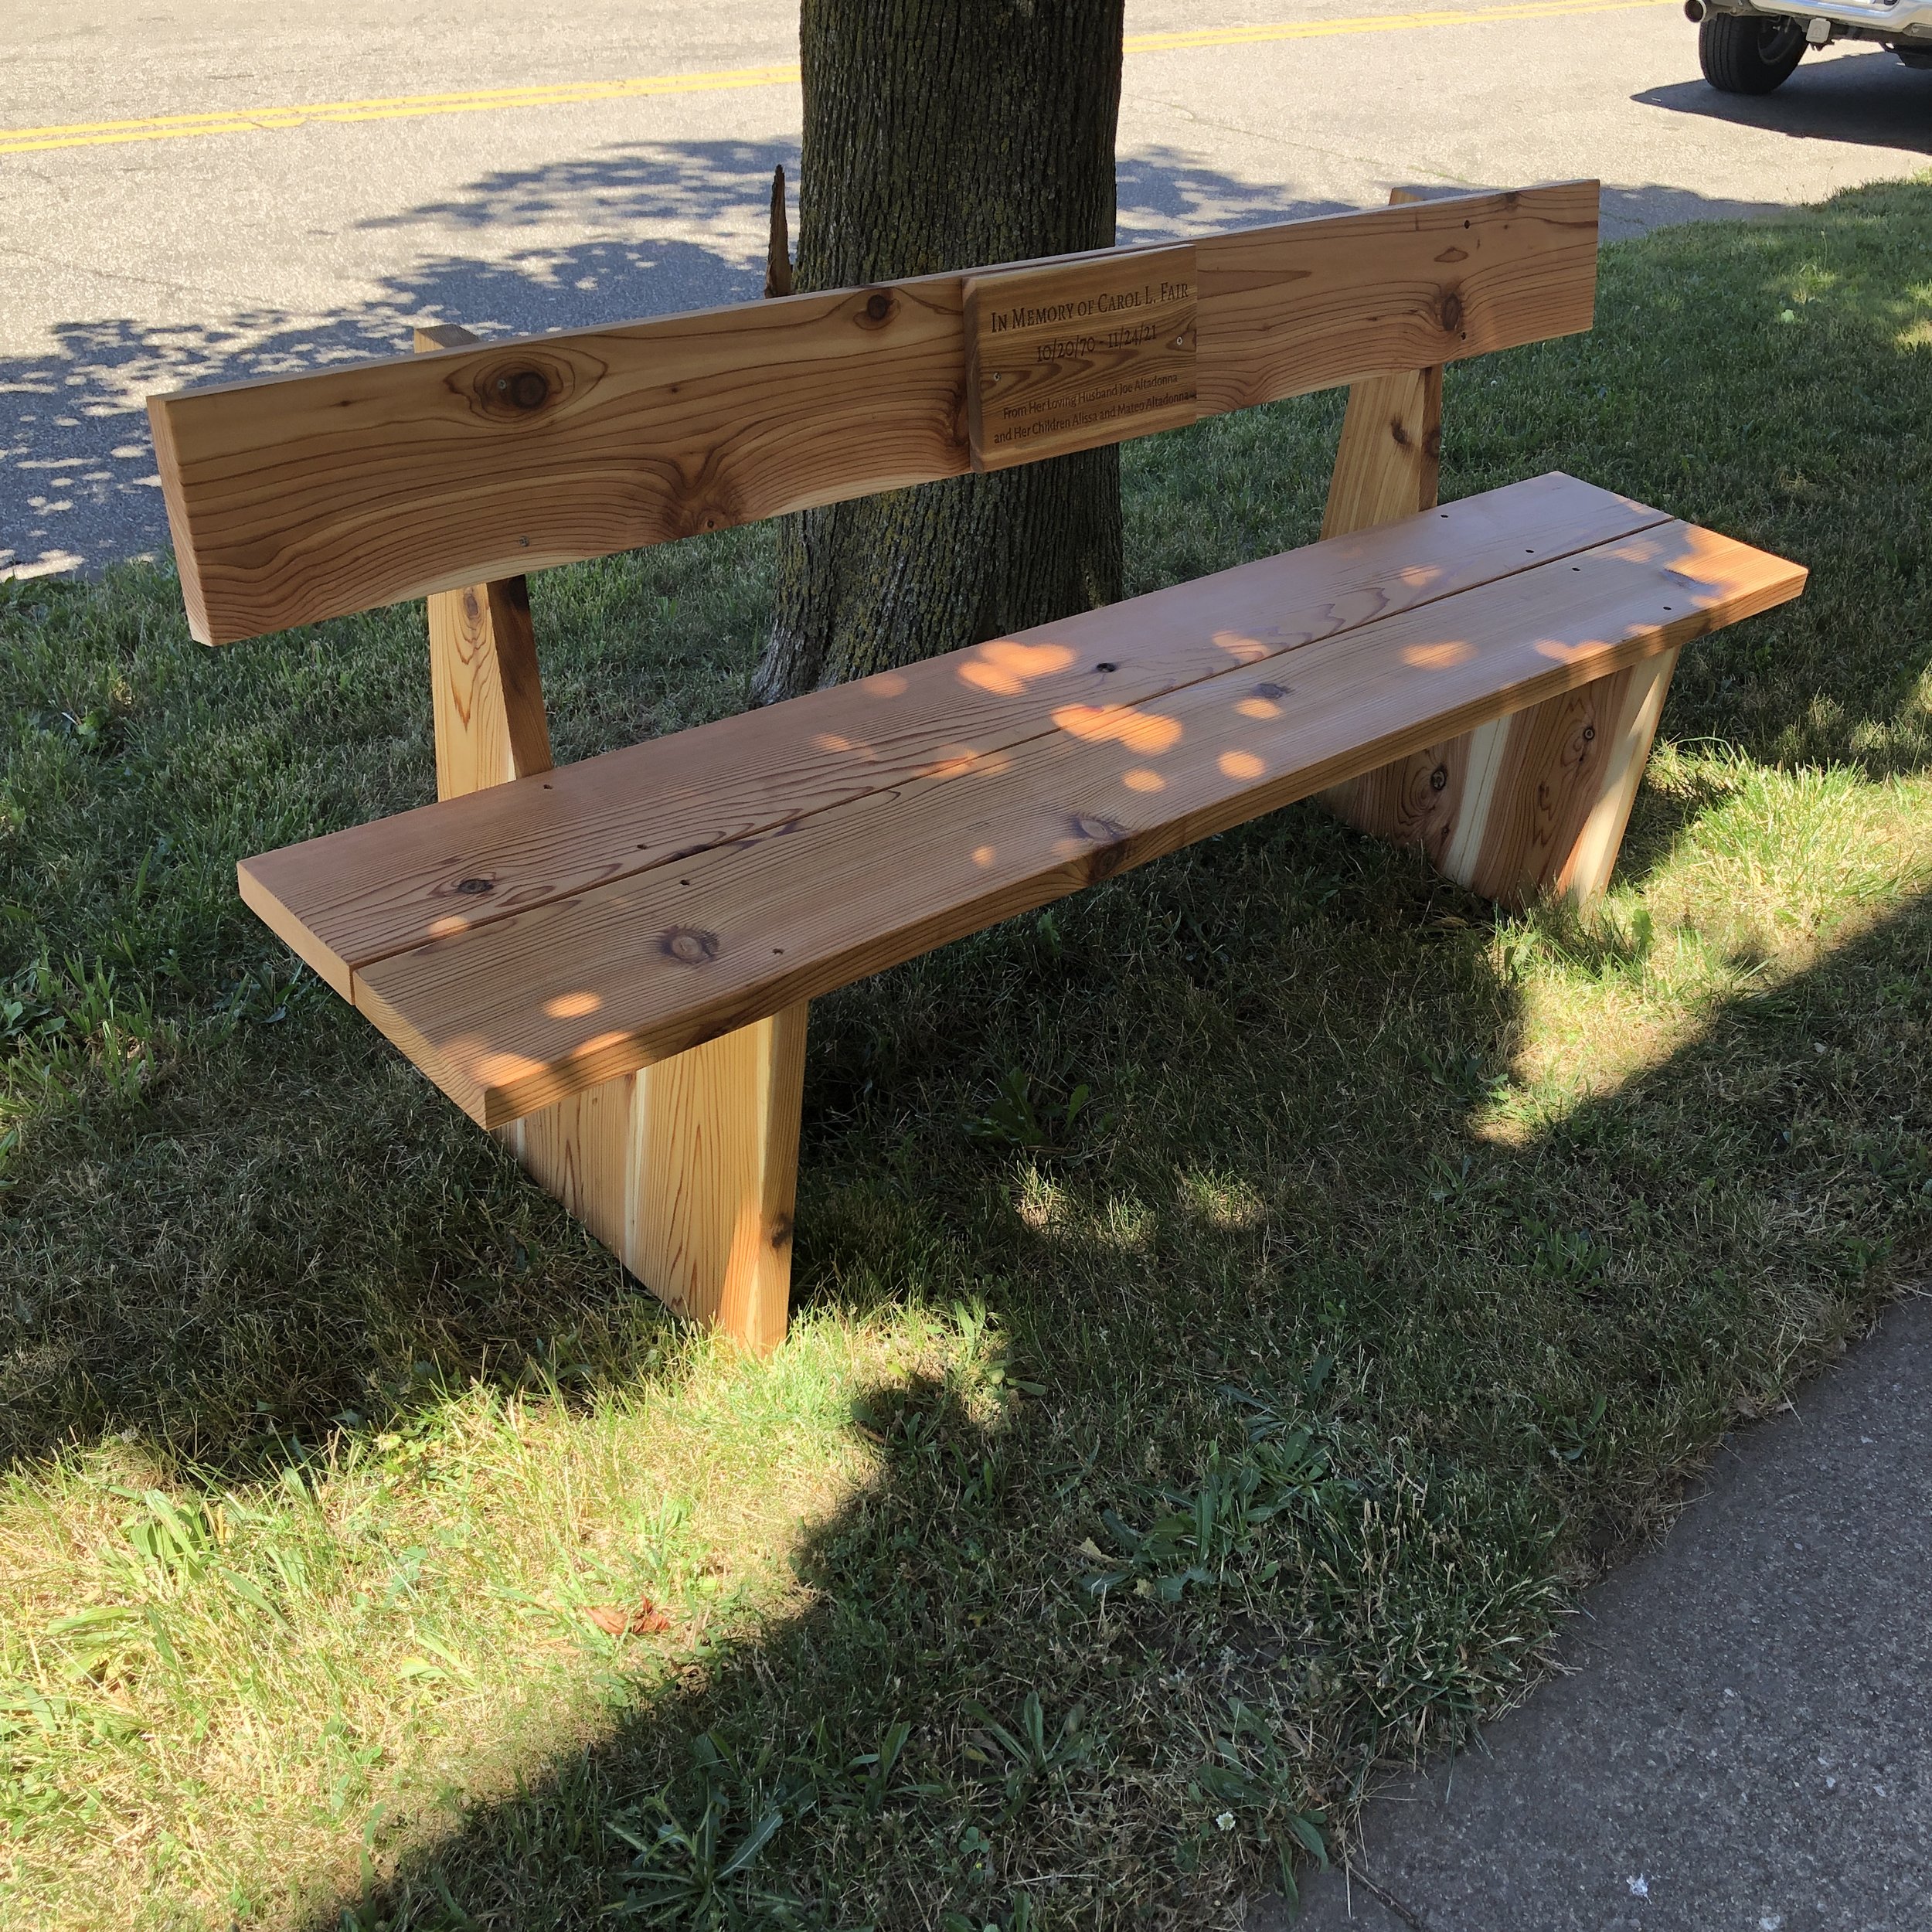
146,181 -> 1805,1350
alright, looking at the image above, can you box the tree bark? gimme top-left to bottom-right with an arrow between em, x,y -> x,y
751,0 -> 1125,706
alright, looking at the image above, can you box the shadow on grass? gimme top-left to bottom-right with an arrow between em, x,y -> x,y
271,830 -> 1930,1929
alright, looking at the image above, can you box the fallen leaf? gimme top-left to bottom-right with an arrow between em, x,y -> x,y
583,1597 -> 672,1637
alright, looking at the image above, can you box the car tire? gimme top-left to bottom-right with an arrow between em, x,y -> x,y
1699,12 -> 1807,91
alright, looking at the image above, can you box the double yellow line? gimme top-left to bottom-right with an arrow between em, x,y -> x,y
1,0 -> 1673,159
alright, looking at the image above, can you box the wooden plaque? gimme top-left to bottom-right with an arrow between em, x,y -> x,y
963,243 -> 1199,470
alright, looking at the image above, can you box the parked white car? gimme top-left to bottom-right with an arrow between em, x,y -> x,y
1686,0 -> 1932,90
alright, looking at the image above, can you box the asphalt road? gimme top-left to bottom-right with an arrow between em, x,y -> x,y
5,0 -> 1932,577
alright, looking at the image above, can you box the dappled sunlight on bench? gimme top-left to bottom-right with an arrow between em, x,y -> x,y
957,640 -> 1079,695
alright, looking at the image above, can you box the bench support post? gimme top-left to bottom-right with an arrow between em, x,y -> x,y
1323,646 -> 1680,908
1315,192 -> 1673,910
512,1006 -> 810,1353
412,325 -> 806,1350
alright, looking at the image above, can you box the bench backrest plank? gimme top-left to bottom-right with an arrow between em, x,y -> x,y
151,182 -> 1597,646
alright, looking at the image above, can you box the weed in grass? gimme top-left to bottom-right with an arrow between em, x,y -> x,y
5,179 -> 1932,1928
965,1066 -> 1110,1152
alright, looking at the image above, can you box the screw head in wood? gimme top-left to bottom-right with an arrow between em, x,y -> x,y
507,369 -> 549,410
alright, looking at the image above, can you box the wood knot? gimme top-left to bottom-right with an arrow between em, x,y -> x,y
470,349 -> 574,421
1251,682 -> 1291,702
858,289 -> 896,328
658,926 -> 721,964
769,1213 -> 794,1251
1429,764 -> 1449,794
1068,812 -> 1126,845
454,876 -> 494,895
1438,290 -> 1465,338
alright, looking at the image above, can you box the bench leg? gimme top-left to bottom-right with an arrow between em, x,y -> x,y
1321,363 -> 1441,540
410,325 -> 806,1349
511,1003 -> 811,1352
1325,646 -> 1680,909
1311,187 -> 1672,910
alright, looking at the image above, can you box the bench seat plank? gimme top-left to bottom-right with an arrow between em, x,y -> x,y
241,473 -> 1666,999
270,510 -> 1803,1127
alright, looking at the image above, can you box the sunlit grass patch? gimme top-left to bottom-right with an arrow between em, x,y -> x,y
0,1309 -> 979,1926
1485,754 -> 1932,1116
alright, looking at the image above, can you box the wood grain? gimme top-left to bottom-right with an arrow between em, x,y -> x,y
511,1001 -> 809,1352
1320,645 -> 1683,909
1311,206 -> 1679,917
340,520 -> 1803,1126
240,473 -> 1665,998
410,319 -> 799,1349
414,325 -> 554,801
152,184 -> 1598,645
1193,181 -> 1597,416
1317,188 -> 1447,828
628,1000 -> 808,1350
425,576 -> 554,798
1321,365 -> 1443,541
1438,641 -> 1682,905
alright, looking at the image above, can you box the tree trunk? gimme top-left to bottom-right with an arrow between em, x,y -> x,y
750,0 -> 1126,706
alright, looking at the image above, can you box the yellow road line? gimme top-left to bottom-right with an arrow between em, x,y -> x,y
1125,0 -> 1671,51
1,1 -> 1673,158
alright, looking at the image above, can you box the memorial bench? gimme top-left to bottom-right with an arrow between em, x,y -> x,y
147,181 -> 1805,1351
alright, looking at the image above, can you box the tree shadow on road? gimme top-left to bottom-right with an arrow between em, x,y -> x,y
0,133 -> 1797,582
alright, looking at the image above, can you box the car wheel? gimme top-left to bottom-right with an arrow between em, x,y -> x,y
1699,12 -> 1807,91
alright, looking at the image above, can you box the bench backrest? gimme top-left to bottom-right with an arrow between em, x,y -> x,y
148,182 -> 1597,648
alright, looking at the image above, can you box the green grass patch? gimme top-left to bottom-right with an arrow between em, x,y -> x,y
5,176 -> 1932,1928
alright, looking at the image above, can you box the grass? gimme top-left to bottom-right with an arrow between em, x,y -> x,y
5,174 -> 1932,1928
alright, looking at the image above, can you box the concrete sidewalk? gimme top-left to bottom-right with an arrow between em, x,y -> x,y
1281,1294 -> 1932,1932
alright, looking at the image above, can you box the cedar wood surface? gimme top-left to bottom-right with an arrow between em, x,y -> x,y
413,326 -> 556,799
1312,206 -> 1685,913
242,473 -> 1659,997
149,182 -> 1600,645
242,492 -> 1805,1125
